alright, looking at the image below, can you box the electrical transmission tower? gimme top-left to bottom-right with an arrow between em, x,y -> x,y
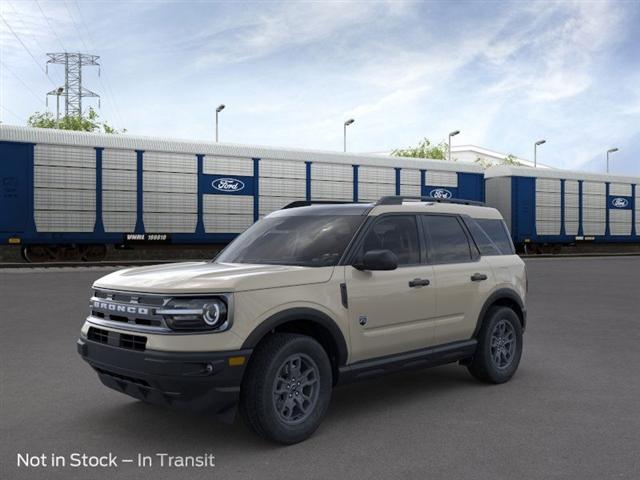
46,53 -> 100,117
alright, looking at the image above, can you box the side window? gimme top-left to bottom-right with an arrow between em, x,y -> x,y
464,218 -> 502,256
422,215 -> 472,263
359,216 -> 420,265
475,219 -> 515,255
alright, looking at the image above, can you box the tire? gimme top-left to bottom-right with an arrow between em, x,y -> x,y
239,333 -> 333,444
467,306 -> 523,384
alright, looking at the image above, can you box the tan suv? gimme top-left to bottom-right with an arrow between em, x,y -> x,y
77,196 -> 527,444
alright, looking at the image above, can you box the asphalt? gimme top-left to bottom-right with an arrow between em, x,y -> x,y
1,257 -> 639,480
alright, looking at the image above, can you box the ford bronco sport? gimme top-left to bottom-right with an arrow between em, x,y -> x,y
78,196 -> 527,444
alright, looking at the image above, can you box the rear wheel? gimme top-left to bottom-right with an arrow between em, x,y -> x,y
467,306 -> 523,384
239,333 -> 332,444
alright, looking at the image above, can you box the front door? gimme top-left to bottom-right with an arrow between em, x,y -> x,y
345,215 -> 438,362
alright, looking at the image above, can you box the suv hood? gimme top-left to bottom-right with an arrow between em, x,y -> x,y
93,261 -> 335,294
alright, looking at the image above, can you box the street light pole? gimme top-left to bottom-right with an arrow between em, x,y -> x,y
448,130 -> 460,162
56,87 -> 64,123
534,139 -> 546,168
215,104 -> 225,142
343,118 -> 354,152
606,148 -> 618,173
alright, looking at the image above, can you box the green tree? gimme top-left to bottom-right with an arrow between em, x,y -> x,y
392,138 -> 450,160
27,107 -> 125,133
474,153 -> 523,169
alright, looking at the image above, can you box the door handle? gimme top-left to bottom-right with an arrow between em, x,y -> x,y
471,273 -> 488,282
409,278 -> 430,287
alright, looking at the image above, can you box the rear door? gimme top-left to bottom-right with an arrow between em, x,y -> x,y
345,214 -> 437,362
0,142 -> 30,233
421,214 -> 494,344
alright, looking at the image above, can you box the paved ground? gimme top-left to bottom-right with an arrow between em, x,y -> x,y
1,257 -> 639,480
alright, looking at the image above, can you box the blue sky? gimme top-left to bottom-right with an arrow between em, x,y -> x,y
1,0 -> 639,175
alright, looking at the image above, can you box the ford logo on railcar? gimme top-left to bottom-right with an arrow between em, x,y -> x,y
212,178 -> 245,192
611,197 -> 629,208
429,188 -> 453,199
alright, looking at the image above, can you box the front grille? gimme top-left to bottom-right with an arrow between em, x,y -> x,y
89,289 -> 170,332
119,333 -> 147,351
88,326 -> 109,344
87,326 -> 147,351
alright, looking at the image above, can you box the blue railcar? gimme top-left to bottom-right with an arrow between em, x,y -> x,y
485,166 -> 639,252
0,125 -> 485,261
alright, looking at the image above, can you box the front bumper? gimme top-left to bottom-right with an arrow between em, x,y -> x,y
77,337 -> 252,415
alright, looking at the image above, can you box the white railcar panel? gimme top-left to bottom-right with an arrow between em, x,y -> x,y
582,208 -> 606,221
34,188 -> 95,211
582,194 -> 605,209
564,193 -> 579,208
565,221 -> 579,236
203,195 -> 253,215
400,184 -> 421,196
34,165 -> 96,190
143,171 -> 197,193
582,181 -> 606,195
204,214 -> 253,233
400,169 -> 420,186
311,180 -> 353,200
144,192 -> 197,213
583,222 -> 605,236
260,159 -> 306,179
609,210 -> 632,235
358,182 -> 395,202
144,213 -> 197,232
535,178 -> 561,193
103,212 -> 136,232
34,144 -> 95,168
103,191 -> 136,212
103,149 -> 136,170
565,180 -> 579,194
103,169 -> 136,191
609,183 -> 632,196
426,171 -> 457,187
536,221 -> 560,235
536,191 -> 561,207
536,206 -> 562,221
311,163 -> 353,182
359,166 -> 395,184
144,151 -> 196,173
35,211 -> 95,232
204,156 -> 253,176
259,178 -> 305,197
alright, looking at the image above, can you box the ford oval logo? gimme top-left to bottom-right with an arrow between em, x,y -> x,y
429,188 -> 453,199
212,178 -> 245,192
611,197 -> 629,208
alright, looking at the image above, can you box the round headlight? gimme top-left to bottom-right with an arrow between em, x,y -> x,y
202,301 -> 225,327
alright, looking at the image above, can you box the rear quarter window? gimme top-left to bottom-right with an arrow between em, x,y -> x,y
466,218 -> 515,255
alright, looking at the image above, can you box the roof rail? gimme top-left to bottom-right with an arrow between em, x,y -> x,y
375,196 -> 485,207
281,200 -> 358,210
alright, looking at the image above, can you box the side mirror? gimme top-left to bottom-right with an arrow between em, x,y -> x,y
354,249 -> 398,271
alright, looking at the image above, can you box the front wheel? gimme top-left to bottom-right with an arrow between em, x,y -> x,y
239,333 -> 332,444
467,306 -> 523,384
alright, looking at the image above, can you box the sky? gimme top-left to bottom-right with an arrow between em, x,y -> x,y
1,0 -> 639,175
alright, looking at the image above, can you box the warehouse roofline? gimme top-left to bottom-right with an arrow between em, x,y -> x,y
0,124 -> 484,174
485,165 -> 639,184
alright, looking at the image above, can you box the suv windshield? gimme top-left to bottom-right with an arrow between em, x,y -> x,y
215,215 -> 364,267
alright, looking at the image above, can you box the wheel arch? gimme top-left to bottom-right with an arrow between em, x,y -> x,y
473,288 -> 526,337
241,307 -> 349,378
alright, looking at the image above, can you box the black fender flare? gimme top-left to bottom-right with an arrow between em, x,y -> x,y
241,307 -> 349,367
473,288 -> 527,337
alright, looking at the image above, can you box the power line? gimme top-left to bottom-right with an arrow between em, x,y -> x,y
0,104 -> 25,123
0,14 -> 57,88
34,0 -> 67,52
62,0 -> 90,52
71,0 -> 125,127
5,0 -> 65,85
0,60 -> 46,104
